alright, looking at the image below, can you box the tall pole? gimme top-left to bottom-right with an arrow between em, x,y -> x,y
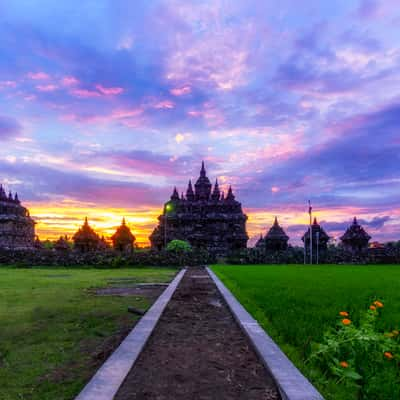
316,231 -> 319,264
308,200 -> 312,264
164,214 -> 167,248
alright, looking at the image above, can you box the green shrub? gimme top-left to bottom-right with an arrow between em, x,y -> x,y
166,239 -> 192,253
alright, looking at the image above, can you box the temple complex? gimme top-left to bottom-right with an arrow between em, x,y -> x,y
72,217 -> 101,252
256,217 -> 289,251
111,218 -> 136,252
302,218 -> 330,261
0,184 -> 35,250
340,217 -> 371,253
150,162 -> 248,256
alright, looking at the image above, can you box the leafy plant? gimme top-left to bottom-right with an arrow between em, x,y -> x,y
166,239 -> 192,253
309,301 -> 400,399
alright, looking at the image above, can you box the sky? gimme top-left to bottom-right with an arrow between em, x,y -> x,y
0,0 -> 399,246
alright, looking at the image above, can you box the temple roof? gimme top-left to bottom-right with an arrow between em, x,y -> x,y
302,217 -> 330,242
194,161 -> 212,200
111,218 -> 136,244
265,217 -> 289,240
73,217 -> 100,243
211,179 -> 220,201
340,217 -> 371,242
0,184 -> 21,204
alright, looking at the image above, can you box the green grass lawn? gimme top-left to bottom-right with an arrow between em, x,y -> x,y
0,266 -> 176,400
212,264 -> 400,400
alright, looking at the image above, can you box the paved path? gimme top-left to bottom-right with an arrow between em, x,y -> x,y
115,267 -> 280,400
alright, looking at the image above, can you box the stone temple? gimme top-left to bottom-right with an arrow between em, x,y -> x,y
302,217 -> 330,262
256,217 -> 289,252
0,184 -> 35,250
340,217 -> 371,254
150,162 -> 248,256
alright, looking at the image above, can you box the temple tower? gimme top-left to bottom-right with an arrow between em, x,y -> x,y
111,218 -> 136,252
194,161 -> 212,200
340,217 -> 371,254
302,218 -> 330,262
264,217 -> 289,252
0,184 -> 35,250
72,217 -> 101,252
149,162 -> 248,256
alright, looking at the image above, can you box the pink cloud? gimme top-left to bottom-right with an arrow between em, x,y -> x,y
59,107 -> 144,126
69,88 -> 101,98
27,72 -> 50,80
95,84 -> 124,95
111,108 -> 143,118
170,86 -> 191,96
187,102 -> 224,126
0,80 -> 17,89
36,84 -> 58,92
153,100 -> 175,109
24,95 -> 36,101
61,76 -> 79,86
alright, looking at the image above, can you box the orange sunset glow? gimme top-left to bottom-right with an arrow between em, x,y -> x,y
27,199 -> 396,247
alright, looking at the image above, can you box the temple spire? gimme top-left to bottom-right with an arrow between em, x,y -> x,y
313,217 -> 318,225
186,180 -> 194,201
195,161 -> 212,200
0,184 -> 6,199
211,179 -> 220,201
353,216 -> 358,225
14,192 -> 19,203
171,186 -> 179,201
8,191 -> 13,201
200,160 -> 206,177
226,186 -> 235,200
122,217 -> 126,225
273,216 -> 279,226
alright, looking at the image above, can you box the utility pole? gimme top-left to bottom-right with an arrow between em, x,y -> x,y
308,200 -> 312,264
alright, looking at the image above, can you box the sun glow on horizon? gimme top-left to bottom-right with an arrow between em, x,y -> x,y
26,200 -> 392,248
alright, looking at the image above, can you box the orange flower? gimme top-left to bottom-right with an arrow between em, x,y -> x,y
374,301 -> 384,308
340,361 -> 349,368
342,318 -> 352,326
384,352 -> 394,359
339,311 -> 349,317
370,305 -> 376,311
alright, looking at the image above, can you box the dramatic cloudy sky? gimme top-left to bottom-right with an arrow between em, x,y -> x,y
1,0 -> 399,246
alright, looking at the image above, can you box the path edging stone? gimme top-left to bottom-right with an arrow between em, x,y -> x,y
207,267 -> 324,400
74,268 -> 186,400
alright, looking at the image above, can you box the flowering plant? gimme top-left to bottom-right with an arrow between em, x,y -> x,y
309,301 -> 400,399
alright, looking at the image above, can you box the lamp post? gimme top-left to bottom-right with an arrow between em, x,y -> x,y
164,202 -> 173,248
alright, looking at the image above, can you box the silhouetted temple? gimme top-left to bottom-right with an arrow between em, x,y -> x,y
256,217 -> 289,251
0,184 -> 35,250
302,217 -> 330,261
111,218 -> 136,252
149,162 -> 248,256
73,217 -> 101,252
340,217 -> 371,253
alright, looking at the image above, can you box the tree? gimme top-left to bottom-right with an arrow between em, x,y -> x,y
166,239 -> 192,253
